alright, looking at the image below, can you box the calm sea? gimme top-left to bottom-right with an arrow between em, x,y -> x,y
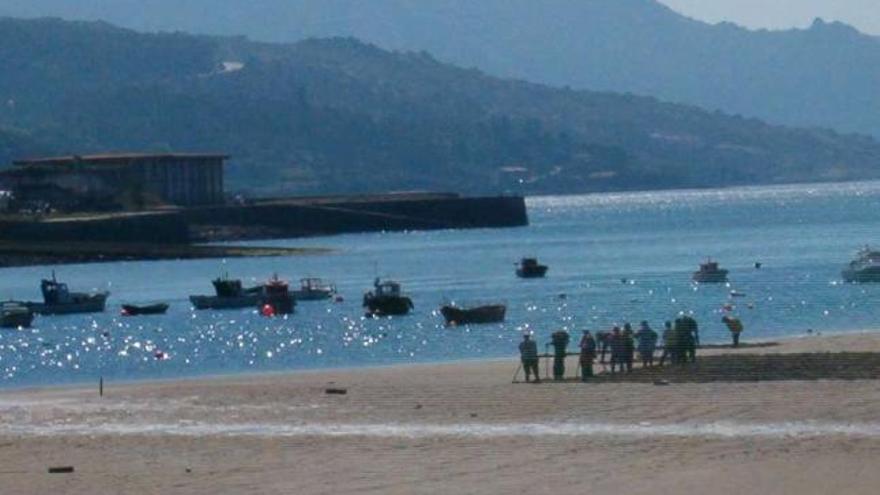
2,182 -> 879,387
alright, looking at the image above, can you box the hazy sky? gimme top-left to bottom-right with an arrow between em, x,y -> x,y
659,0 -> 880,35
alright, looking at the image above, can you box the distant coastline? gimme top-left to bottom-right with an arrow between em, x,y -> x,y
0,240 -> 329,268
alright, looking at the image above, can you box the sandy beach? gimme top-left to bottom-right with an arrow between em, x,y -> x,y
2,332 -> 880,494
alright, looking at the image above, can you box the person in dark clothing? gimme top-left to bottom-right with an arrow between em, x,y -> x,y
596,330 -> 611,364
622,325 -> 635,373
579,330 -> 597,381
518,334 -> 540,383
635,321 -> 658,368
550,330 -> 571,380
658,321 -> 674,366
609,326 -> 625,373
675,316 -> 698,364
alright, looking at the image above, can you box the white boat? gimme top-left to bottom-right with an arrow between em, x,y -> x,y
291,278 -> 336,301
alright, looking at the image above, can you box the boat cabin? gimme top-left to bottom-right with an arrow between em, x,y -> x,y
301,278 -> 334,291
699,261 -> 721,272
265,276 -> 290,297
41,278 -> 72,304
374,280 -> 402,297
213,277 -> 244,298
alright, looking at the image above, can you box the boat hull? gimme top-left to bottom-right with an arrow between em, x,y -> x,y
260,296 -> 296,315
28,293 -> 109,315
441,305 -> 506,325
1,307 -> 33,329
692,270 -> 728,283
291,289 -> 334,301
842,267 -> 880,283
516,266 -> 548,278
364,296 -> 413,316
189,294 -> 261,310
122,303 -> 170,316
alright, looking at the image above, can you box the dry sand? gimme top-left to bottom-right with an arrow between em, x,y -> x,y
2,332 -> 880,494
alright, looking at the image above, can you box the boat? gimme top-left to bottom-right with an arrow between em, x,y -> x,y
259,275 -> 296,315
26,274 -> 109,315
842,247 -> 880,283
363,278 -> 413,316
440,303 -> 506,325
1,301 -> 34,329
190,275 -> 264,310
121,303 -> 170,316
516,258 -> 548,278
291,278 -> 337,301
692,259 -> 729,283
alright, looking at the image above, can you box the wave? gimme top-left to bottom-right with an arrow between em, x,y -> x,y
5,420 -> 880,439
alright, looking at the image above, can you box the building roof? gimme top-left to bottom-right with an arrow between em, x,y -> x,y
14,153 -> 229,167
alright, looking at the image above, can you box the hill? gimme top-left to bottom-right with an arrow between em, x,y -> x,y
0,17 -> 879,196
2,0 -> 879,138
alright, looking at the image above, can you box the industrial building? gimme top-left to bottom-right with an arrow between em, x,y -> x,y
0,153 -> 227,211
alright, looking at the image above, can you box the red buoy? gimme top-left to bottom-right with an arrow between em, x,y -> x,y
261,304 -> 276,317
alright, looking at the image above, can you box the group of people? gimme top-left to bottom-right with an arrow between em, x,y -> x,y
518,315 -> 744,383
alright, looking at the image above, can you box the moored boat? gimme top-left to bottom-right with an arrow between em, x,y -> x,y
1,301 -> 34,329
26,274 -> 109,315
190,275 -> 263,310
259,275 -> 296,315
516,258 -> 548,278
842,247 -> 880,283
291,278 -> 337,301
692,259 -> 728,283
121,303 -> 170,316
440,303 -> 506,325
363,278 -> 413,316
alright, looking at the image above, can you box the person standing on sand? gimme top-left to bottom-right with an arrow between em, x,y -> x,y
658,321 -> 674,366
579,330 -> 597,381
635,321 -> 658,368
550,330 -> 571,381
596,330 -> 611,364
722,316 -> 744,347
675,316 -> 698,364
609,326 -> 624,373
623,325 -> 636,373
519,334 -> 540,383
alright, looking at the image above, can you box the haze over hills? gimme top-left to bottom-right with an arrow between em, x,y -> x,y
1,17 -> 880,196
1,0 -> 879,138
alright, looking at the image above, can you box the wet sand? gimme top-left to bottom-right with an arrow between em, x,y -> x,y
2,332 -> 880,494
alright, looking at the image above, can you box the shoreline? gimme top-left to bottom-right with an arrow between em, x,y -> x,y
1,327 -> 877,395
2,331 -> 880,494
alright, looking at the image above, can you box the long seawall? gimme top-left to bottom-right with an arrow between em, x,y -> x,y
184,194 -> 529,240
0,194 -> 529,245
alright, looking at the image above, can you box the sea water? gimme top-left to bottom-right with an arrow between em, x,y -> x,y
1,181 -> 879,387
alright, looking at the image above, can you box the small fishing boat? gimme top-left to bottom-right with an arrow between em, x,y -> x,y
121,303 -> 170,316
842,247 -> 880,283
190,275 -> 263,310
259,275 -> 296,315
516,258 -> 548,278
363,278 -> 413,317
291,278 -> 337,301
26,274 -> 109,315
1,301 -> 34,329
692,259 -> 728,283
440,303 -> 506,325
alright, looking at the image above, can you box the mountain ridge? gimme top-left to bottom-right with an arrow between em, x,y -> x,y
1,17 -> 879,196
1,0 -> 877,138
